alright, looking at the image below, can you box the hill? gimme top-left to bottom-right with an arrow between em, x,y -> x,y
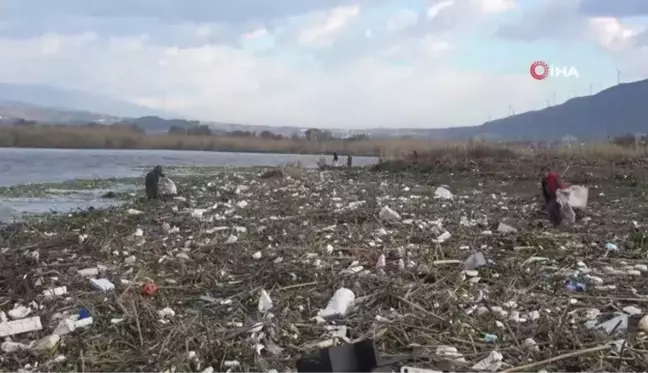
0,83 -> 181,119
0,99 -> 120,124
431,79 -> 648,141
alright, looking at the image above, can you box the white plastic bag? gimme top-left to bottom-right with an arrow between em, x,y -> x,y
566,185 -> 588,210
556,190 -> 576,223
159,177 -> 177,196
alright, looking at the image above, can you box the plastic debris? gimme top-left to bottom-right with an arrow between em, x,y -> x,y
639,315 -> 648,332
497,222 -> 517,234
434,186 -> 453,200
464,252 -> 487,270
0,316 -> 42,337
53,313 -> 93,335
585,313 -> 628,334
158,307 -> 176,319
605,243 -> 618,252
7,305 -> 31,319
318,287 -> 355,318
43,286 -> 68,297
31,334 -> 60,352
565,280 -> 586,292
376,254 -> 386,268
379,206 -> 401,221
159,177 -> 178,196
1,340 -> 30,352
484,333 -> 498,343
142,281 -> 159,296
77,267 -> 99,277
471,351 -> 503,371
90,278 -> 115,292
258,289 -> 273,313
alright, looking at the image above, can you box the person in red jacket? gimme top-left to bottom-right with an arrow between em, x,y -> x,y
541,170 -> 565,205
541,170 -> 566,226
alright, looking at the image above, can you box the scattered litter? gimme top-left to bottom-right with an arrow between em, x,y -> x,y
484,333 -> 498,343
585,313 -> 629,334
77,267 -> 99,277
464,252 -> 487,270
565,280 -> 586,292
0,316 -> 43,337
158,307 -> 176,320
7,305 -> 31,319
379,206 -> 401,221
317,287 -> 355,318
434,186 -> 453,200
31,334 -> 60,352
639,315 -> 648,332
471,351 -> 503,371
497,222 -> 517,234
258,290 -> 273,313
605,242 -> 618,252
90,278 -> 115,292
43,286 -> 68,297
142,281 -> 159,296
0,160 -> 642,372
376,254 -> 386,268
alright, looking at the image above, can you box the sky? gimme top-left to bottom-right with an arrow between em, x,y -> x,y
0,0 -> 647,129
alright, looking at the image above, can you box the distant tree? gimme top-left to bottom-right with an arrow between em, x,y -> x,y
187,125 -> 212,136
227,130 -> 255,137
305,128 -> 334,141
168,125 -> 187,135
13,119 -> 37,126
611,133 -> 637,148
259,130 -> 284,140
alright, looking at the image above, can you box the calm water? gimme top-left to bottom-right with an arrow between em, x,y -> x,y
0,148 -> 378,221
0,148 -> 377,186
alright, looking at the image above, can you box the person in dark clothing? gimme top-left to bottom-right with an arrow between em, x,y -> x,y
347,154 -> 352,167
332,152 -> 339,166
145,165 -> 165,199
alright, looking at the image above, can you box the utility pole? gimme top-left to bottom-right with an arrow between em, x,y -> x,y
546,99 -> 550,107
589,83 -> 593,95
617,69 -> 621,84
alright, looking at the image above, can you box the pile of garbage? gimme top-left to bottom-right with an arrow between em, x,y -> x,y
1,163 -> 647,372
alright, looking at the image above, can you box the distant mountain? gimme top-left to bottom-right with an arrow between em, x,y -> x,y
0,99 -> 120,124
2,78 -> 646,141
0,83 -> 181,119
425,79 -> 648,141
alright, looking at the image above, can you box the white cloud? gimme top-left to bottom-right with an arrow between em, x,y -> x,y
2,1 -> 636,129
1,29 -> 547,128
386,9 -> 419,32
242,27 -> 269,40
474,0 -> 516,14
427,0 -> 455,20
587,17 -> 640,50
298,5 -> 361,47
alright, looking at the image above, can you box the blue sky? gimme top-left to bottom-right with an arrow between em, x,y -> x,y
0,0 -> 646,128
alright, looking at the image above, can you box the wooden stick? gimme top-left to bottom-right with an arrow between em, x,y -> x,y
501,344 -> 611,372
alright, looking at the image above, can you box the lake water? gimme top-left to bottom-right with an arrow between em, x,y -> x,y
0,148 -> 378,221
